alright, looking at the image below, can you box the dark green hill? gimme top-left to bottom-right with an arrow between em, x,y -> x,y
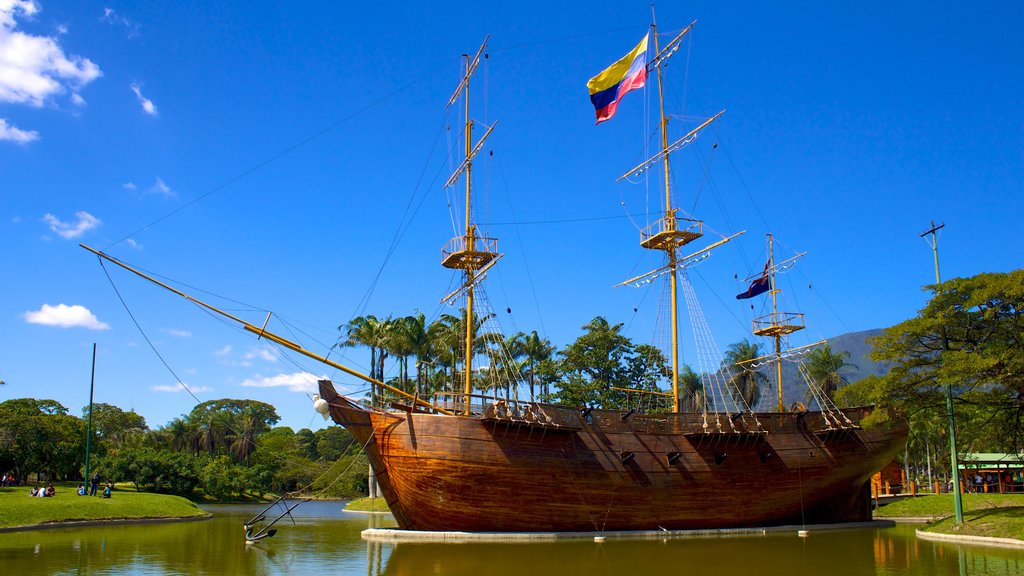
769,328 -> 886,408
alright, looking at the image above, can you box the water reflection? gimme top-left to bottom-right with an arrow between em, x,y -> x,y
0,502 -> 1021,575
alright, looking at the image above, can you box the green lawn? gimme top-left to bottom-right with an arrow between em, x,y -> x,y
344,496 -> 391,512
876,494 -> 1024,541
876,493 -> 1021,518
0,484 -> 209,530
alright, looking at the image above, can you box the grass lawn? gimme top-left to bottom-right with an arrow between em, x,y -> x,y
876,493 -> 1024,541
876,493 -> 1021,518
344,496 -> 391,513
0,483 -> 208,530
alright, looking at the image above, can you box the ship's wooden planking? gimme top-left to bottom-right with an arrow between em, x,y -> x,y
321,381 -> 905,532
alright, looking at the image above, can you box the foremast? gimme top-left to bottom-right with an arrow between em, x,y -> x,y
440,37 -> 500,416
616,19 -> 726,413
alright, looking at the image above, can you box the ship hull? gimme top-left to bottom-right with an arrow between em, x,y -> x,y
320,382 -> 906,532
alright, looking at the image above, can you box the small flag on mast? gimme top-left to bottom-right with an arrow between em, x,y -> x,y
587,33 -> 649,124
736,261 -> 772,300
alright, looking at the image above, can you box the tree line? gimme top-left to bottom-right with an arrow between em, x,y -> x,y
0,398 -> 367,500
341,313 -> 854,412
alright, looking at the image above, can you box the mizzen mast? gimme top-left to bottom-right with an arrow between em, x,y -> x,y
440,37 -> 500,415
749,233 -> 809,412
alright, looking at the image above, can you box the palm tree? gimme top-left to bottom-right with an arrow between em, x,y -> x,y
398,313 -> 431,395
678,365 -> 704,412
803,344 -> 856,405
341,315 -> 391,406
722,339 -> 769,409
427,310 -> 496,396
513,331 -> 556,401
429,314 -> 463,396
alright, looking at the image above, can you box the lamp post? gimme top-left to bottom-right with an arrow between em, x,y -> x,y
921,221 -> 963,525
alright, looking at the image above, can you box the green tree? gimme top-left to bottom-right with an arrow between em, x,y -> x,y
722,339 -> 768,409
511,331 -> 556,401
0,398 -> 84,480
555,317 -> 666,409
843,270 -> 1024,450
82,403 -> 148,450
678,365 -> 705,412
314,426 -> 355,461
802,344 -> 856,405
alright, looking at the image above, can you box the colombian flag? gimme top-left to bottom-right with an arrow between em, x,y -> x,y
587,33 -> 649,124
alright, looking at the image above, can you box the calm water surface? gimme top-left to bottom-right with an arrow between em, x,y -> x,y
1,501 -> 1022,575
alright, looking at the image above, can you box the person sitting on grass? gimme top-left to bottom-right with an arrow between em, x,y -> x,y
102,483 -> 112,498
77,483 -> 86,496
45,483 -> 55,497
29,486 -> 39,497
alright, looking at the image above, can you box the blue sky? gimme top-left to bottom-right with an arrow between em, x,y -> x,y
2,1 -> 1021,431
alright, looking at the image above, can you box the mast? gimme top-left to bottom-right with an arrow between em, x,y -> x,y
617,18 -> 725,413
651,16 -> 682,414
441,37 -> 499,416
769,235 -> 783,411
751,233 -> 806,412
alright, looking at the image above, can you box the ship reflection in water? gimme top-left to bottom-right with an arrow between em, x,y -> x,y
369,524 -> 1024,576
1,503 -> 1021,575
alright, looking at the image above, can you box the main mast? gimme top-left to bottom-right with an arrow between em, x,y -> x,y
441,37 -> 499,416
618,20 -> 724,413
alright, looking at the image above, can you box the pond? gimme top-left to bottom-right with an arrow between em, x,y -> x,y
1,501 -> 1022,575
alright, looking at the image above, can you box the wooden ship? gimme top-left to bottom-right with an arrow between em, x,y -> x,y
82,20 -> 906,533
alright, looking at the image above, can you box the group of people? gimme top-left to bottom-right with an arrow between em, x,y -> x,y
29,483 -> 55,497
79,474 -> 112,498
1,472 -> 20,486
26,474 -> 113,498
968,471 -> 1016,493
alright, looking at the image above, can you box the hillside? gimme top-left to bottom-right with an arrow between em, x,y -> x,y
773,327 -> 886,408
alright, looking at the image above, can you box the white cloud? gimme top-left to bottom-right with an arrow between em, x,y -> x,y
69,92 -> 83,105
125,238 -> 141,250
240,372 -> 324,393
55,23 -> 66,35
214,345 -> 232,356
144,177 -> 173,197
0,118 -> 38,142
153,383 -> 210,394
101,7 -> 139,38
0,1 -> 101,107
130,82 -> 156,116
122,182 -> 136,190
24,303 -> 109,330
163,328 -> 191,338
244,346 -> 279,363
42,210 -> 100,238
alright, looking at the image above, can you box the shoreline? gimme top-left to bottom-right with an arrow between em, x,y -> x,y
0,513 -> 213,534
916,529 -> 1024,549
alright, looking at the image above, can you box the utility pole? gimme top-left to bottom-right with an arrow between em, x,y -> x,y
921,221 -> 963,524
84,343 -> 97,486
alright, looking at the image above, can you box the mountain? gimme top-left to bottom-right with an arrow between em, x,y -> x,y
775,328 -> 887,408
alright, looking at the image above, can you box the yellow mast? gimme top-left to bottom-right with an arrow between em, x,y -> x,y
750,233 -> 806,412
462,52 -> 476,416
620,18 -> 723,413
441,37 -> 499,416
769,234 -> 783,412
650,18 -> 682,413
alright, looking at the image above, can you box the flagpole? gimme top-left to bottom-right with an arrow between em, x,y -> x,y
84,343 -> 96,486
